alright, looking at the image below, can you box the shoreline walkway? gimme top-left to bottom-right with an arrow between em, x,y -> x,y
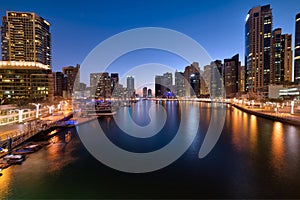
231,103 -> 300,127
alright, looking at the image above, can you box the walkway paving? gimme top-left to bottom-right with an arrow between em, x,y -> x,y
232,103 -> 300,126
0,110 -> 73,141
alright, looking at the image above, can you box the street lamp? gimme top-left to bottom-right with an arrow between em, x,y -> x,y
47,105 -> 55,114
16,109 -> 24,123
33,103 -> 41,118
291,100 -> 295,115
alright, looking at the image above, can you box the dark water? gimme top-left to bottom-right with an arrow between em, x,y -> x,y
1,101 -> 300,198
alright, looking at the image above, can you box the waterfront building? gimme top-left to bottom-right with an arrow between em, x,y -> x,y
239,65 -> 246,93
204,60 -> 224,99
184,62 -> 200,97
155,75 -> 163,97
111,73 -> 119,93
147,88 -> 152,98
271,28 -> 293,83
224,54 -> 240,97
94,72 -> 111,99
294,13 -> 300,84
0,61 -> 53,103
245,4 -> 273,96
90,72 -> 102,97
268,84 -> 284,99
143,87 -> 147,98
62,64 -> 80,98
126,76 -> 135,98
1,11 -> 51,68
52,72 -> 67,97
175,71 -> 186,97
162,72 -> 173,95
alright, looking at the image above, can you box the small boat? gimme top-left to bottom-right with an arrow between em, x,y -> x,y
4,154 -> 25,160
3,154 -> 25,165
14,148 -> 35,155
7,159 -> 23,165
24,144 -> 41,151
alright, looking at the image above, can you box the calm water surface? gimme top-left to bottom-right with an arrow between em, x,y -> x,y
1,101 -> 300,198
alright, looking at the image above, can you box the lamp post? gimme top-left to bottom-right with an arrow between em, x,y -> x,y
47,105 -> 55,114
291,101 -> 295,115
33,103 -> 41,118
16,109 -> 24,123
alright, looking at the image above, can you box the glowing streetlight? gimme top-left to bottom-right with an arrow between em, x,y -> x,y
33,103 -> 41,118
16,109 -> 24,123
47,105 -> 55,114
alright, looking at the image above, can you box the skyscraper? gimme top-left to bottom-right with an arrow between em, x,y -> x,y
184,62 -> 200,97
143,87 -> 147,98
162,72 -> 173,95
62,64 -> 80,97
155,75 -> 163,97
175,71 -> 186,97
126,76 -> 134,91
147,89 -> 152,98
52,71 -> 67,97
95,72 -> 111,99
224,54 -> 240,97
295,13 -> 300,84
126,76 -> 135,97
271,28 -> 293,83
1,11 -> 51,68
0,11 -> 53,103
111,73 -> 119,93
90,72 -> 102,96
245,5 -> 272,96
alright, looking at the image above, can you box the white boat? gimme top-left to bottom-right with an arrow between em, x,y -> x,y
4,154 -> 25,160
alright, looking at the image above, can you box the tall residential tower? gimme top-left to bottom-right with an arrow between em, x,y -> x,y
295,13 -> 300,84
1,11 -> 51,68
245,5 -> 272,96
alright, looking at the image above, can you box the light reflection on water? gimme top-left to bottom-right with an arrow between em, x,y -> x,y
1,101 -> 300,198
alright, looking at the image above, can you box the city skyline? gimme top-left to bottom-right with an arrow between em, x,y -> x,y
0,0 -> 299,81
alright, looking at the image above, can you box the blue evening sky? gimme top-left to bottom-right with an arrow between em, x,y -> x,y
0,0 -> 299,88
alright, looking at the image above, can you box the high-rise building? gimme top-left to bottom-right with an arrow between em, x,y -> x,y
127,76 -> 134,91
175,71 -> 186,97
155,75 -> 163,97
239,65 -> 246,93
162,72 -> 172,95
143,87 -> 147,98
94,72 -> 111,99
52,71 -> 67,97
245,4 -> 272,96
111,73 -> 119,93
126,76 -> 135,97
294,13 -> 300,84
1,11 -> 51,68
224,54 -> 240,97
90,72 -> 102,97
184,62 -> 200,97
147,89 -> 152,98
271,28 -> 293,84
203,61 -> 224,99
0,61 -> 53,102
0,11 -> 53,103
62,64 -> 80,97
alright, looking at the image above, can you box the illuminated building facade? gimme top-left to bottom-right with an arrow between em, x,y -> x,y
295,13 -> 300,84
245,4 -> 272,96
1,11 -> 51,68
0,61 -> 53,103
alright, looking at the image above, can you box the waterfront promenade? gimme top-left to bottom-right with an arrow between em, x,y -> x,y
231,103 -> 300,126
